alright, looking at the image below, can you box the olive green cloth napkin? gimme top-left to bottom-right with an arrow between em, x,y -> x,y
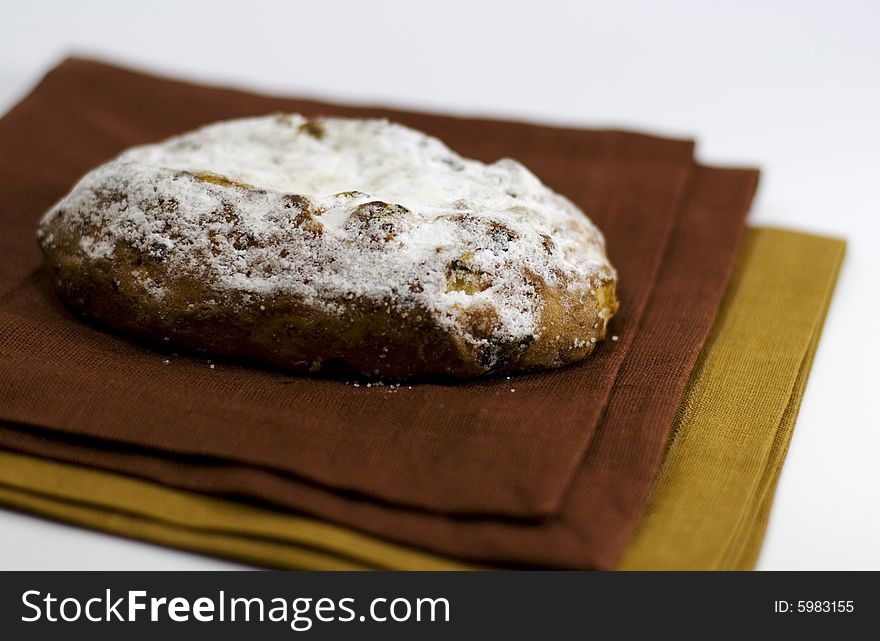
0,228 -> 845,569
618,227 -> 845,569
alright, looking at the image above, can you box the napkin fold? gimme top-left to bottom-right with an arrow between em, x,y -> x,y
0,228 -> 845,569
0,450 -> 463,571
0,58 -> 698,519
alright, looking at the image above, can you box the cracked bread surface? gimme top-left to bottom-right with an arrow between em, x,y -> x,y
38,114 -> 618,378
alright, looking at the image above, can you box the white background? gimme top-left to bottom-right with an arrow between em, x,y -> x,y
1,0 -> 877,570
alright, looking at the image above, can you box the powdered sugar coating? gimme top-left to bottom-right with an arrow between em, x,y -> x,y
39,114 -> 615,348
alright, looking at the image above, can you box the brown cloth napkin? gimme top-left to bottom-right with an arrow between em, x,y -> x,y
0,58 -> 697,519
1,228 -> 840,572
0,74 -> 758,567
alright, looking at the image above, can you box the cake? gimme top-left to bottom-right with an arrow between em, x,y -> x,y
37,114 -> 618,378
